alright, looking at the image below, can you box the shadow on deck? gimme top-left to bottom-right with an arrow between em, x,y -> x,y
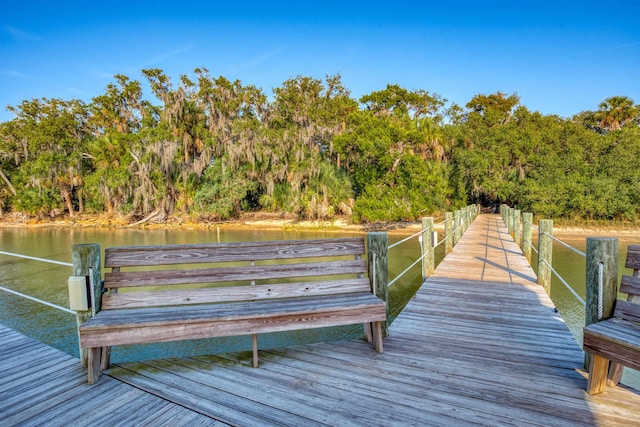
1,214 -> 639,425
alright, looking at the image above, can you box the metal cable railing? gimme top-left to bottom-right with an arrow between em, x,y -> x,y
388,227 -> 427,250
533,231 -> 587,306
388,250 -> 429,288
0,250 -> 72,267
387,227 -> 429,288
504,215 -> 587,308
539,259 -> 586,306
541,233 -> 587,257
0,250 -> 75,315
386,210 -> 473,288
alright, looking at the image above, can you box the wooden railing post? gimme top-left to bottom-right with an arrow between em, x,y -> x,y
584,237 -> 618,370
514,209 -> 522,247
462,206 -> 469,233
453,210 -> 461,245
422,217 -> 435,279
367,232 -> 389,337
522,213 -> 533,263
505,207 -> 510,234
444,212 -> 453,254
72,243 -> 101,368
509,208 -> 516,237
537,220 -> 553,294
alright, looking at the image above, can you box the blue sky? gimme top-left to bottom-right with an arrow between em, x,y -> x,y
1,1 -> 639,123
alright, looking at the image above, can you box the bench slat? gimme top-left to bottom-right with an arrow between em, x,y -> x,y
102,278 -> 373,309
583,318 -> 640,371
104,260 -> 367,288
613,299 -> 640,323
626,244 -> 640,270
105,238 -> 365,267
81,293 -> 386,348
619,275 -> 640,298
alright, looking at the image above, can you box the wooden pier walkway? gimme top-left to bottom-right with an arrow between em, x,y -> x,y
2,214 -> 639,426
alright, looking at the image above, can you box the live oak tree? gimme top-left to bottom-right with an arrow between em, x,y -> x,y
3,98 -> 90,217
1,69 -> 639,223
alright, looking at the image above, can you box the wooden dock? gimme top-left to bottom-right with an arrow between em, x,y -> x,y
2,214 -> 639,425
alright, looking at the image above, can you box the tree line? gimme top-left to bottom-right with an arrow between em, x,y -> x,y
0,68 -> 638,223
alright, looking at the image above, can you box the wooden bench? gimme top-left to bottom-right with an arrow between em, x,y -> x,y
79,238 -> 386,384
583,244 -> 640,394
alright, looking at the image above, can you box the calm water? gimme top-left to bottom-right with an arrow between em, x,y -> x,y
0,226 -> 428,364
0,226 -> 638,387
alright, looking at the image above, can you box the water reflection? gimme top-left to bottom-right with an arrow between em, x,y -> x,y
0,227 -> 423,364
1,227 -> 637,388
531,235 -> 639,389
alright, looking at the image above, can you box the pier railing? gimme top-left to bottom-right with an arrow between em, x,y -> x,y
368,204 -> 480,325
0,250 -> 75,314
499,205 -> 626,369
1,205 -> 481,363
0,250 -> 92,363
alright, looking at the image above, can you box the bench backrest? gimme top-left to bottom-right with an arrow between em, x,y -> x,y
614,244 -> 640,322
101,238 -> 370,310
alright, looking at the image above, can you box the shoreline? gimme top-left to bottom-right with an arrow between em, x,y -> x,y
0,213 -> 421,235
1,213 -> 639,239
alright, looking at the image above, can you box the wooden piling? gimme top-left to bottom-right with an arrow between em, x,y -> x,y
537,220 -> 553,294
444,212 -> 453,254
522,213 -> 533,263
514,209 -> 522,247
585,237 -> 618,324
422,217 -> 435,279
454,210 -> 461,245
71,243 -> 101,368
584,237 -> 618,370
367,232 -> 389,337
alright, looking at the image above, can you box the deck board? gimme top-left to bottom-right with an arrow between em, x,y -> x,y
0,326 -> 227,426
1,214 -> 639,425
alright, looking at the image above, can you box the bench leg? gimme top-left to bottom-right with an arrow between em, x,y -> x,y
372,321 -> 383,353
87,347 -> 102,385
363,322 -> 373,343
252,334 -> 259,368
607,361 -> 624,387
100,346 -> 112,371
587,354 -> 610,394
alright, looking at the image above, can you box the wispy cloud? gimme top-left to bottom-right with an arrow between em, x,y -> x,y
228,47 -> 286,73
2,25 -> 41,41
85,45 -> 197,87
60,85 -> 91,97
1,69 -> 34,79
569,41 -> 640,57
144,44 -> 196,67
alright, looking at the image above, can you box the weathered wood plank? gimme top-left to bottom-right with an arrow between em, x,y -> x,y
104,259 -> 367,288
614,299 -> 640,322
102,278 -> 372,309
0,325 -> 225,425
620,274 -> 640,297
83,236 -> 385,381
82,303 -> 386,347
4,214 -> 640,425
105,238 -> 365,267
87,292 -> 384,327
108,362 -> 298,426
626,244 -> 640,270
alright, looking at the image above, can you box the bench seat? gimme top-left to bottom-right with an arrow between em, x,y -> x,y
583,244 -> 640,394
77,237 -> 387,384
80,292 -> 386,347
583,316 -> 640,372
